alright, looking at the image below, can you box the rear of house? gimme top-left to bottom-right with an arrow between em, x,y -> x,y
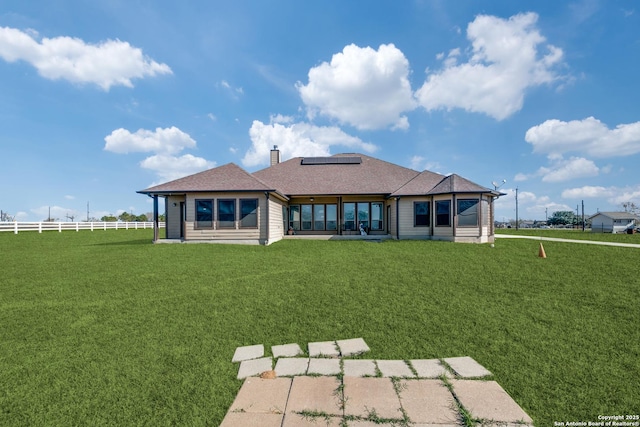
139,150 -> 501,244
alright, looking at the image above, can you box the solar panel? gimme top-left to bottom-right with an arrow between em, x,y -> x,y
301,156 -> 362,165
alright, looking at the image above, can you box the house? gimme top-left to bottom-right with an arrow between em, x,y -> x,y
589,211 -> 640,233
138,148 -> 502,244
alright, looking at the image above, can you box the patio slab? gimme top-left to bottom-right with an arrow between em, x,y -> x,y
232,344 -> 264,363
443,356 -> 491,378
307,358 -> 341,375
219,412 -> 283,427
376,360 -> 415,378
308,340 -> 340,357
410,359 -> 452,378
336,337 -> 370,356
285,376 -> 343,416
451,379 -> 533,424
227,377 -> 291,414
343,377 -> 403,420
282,413 -> 343,426
342,359 -> 377,377
272,343 -> 304,358
237,357 -> 273,379
274,357 -> 310,377
397,379 -> 458,425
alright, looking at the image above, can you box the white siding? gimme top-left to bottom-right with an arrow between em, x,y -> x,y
267,196 -> 285,244
397,197 -> 431,239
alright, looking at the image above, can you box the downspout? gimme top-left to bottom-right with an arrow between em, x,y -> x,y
395,196 -> 400,240
264,192 -> 270,245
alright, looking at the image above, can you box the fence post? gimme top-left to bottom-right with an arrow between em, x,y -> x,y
39,222 -> 42,233
14,221 -> 18,234
58,222 -> 62,232
91,222 -> 94,231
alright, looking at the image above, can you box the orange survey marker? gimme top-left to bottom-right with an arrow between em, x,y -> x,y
538,242 -> 547,258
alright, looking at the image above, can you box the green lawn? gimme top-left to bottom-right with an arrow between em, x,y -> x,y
1,230 -> 638,426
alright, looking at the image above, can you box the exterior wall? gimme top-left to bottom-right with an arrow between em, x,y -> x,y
184,192 -> 264,243
165,195 -> 185,239
267,195 -> 286,244
397,196 -> 432,239
591,215 -> 635,233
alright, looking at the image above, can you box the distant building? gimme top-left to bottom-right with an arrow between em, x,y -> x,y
589,211 -> 639,233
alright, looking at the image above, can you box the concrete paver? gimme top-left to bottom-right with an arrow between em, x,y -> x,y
343,377 -> 403,420
451,379 -> 533,424
272,343 -> 304,358
232,344 -> 264,362
307,358 -> 341,375
237,357 -> 273,379
219,412 -> 283,427
444,356 -> 492,377
308,340 -> 340,357
274,357 -> 310,377
342,359 -> 377,377
227,377 -> 291,414
376,360 -> 415,378
282,413 -> 343,426
336,338 -> 370,356
398,379 -> 458,425
286,376 -> 343,416
410,359 -> 452,378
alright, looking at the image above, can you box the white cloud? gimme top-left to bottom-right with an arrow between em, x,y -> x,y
207,113 -> 217,121
64,195 -> 75,200
561,185 -> 611,199
538,157 -> 599,182
415,12 -> 563,120
409,155 -> 443,173
104,126 -> 196,155
0,26 -> 171,90
140,154 -> 216,183
514,173 -> 528,182
525,116 -> 640,158
270,114 -> 294,124
242,120 -> 378,168
297,43 -> 416,130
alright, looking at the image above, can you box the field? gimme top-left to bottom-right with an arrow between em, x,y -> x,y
1,230 -> 638,426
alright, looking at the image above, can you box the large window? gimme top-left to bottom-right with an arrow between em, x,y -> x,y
326,205 -> 337,230
344,203 -> 356,230
289,205 -> 300,230
240,199 -> 258,228
195,199 -> 213,228
371,203 -> 383,230
218,199 -> 235,228
414,201 -> 430,227
301,205 -> 313,230
435,200 -> 451,226
314,205 -> 325,230
457,199 -> 478,227
357,203 -> 369,229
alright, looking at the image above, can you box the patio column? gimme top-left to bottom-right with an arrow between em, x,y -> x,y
153,195 -> 159,242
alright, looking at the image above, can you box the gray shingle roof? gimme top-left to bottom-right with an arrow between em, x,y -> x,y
589,211 -> 640,220
138,153 -> 495,198
139,163 -> 275,193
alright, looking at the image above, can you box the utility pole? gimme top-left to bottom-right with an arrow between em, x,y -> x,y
87,201 -> 90,222
515,187 -> 519,231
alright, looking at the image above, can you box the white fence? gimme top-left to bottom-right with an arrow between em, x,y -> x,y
0,221 -> 165,234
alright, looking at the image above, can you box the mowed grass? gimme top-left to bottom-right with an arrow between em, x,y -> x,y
1,230 -> 638,426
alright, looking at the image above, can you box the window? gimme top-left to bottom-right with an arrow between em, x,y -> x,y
457,199 -> 478,227
289,205 -> 300,230
326,204 -> 337,230
371,203 -> 383,230
218,199 -> 235,228
301,205 -> 312,230
344,203 -> 355,230
357,202 -> 369,229
435,200 -> 451,226
414,201 -> 430,227
195,199 -> 213,228
314,205 -> 325,230
240,199 -> 258,228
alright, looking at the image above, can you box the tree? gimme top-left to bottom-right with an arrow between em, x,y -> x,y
548,211 -> 576,226
100,215 -> 118,222
621,202 -> 638,214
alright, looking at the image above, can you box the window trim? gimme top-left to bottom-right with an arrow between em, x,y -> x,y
239,198 -> 259,228
414,201 -> 430,227
195,199 -> 213,229
217,199 -> 236,228
457,198 -> 479,227
435,200 -> 451,227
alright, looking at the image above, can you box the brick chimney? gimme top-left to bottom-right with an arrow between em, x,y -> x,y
270,145 -> 280,166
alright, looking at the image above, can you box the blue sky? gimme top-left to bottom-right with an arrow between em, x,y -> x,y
2,0 -> 639,222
